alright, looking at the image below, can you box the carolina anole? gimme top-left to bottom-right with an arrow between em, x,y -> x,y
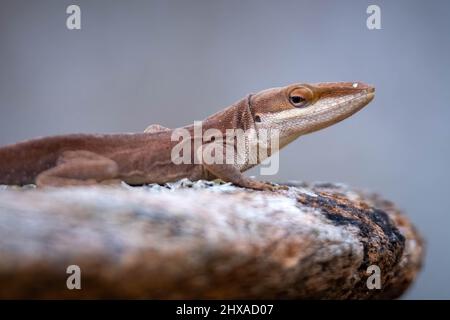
0,82 -> 374,190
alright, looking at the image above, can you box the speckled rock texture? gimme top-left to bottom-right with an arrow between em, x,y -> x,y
0,180 -> 423,299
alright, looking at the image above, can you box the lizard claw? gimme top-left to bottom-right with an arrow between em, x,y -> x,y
254,182 -> 289,192
267,183 -> 289,191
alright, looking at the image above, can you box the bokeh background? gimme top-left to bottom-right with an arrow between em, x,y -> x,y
0,0 -> 449,299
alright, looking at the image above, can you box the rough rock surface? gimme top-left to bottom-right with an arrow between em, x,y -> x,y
0,180 -> 423,299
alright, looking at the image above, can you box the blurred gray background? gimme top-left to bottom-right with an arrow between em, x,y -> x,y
0,0 -> 449,299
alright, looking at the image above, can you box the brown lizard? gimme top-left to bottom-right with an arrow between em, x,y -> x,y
0,82 -> 374,190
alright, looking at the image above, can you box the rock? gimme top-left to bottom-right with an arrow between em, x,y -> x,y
0,180 -> 423,299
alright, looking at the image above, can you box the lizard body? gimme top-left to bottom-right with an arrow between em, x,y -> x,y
0,82 -> 374,190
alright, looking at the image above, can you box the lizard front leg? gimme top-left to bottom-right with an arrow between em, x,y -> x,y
36,150 -> 119,187
200,140 -> 287,191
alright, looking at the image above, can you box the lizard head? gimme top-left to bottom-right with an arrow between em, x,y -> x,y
249,82 -> 375,148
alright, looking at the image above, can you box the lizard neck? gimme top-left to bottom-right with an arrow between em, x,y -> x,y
200,95 -> 256,133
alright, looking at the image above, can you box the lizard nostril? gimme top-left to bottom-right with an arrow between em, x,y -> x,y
254,115 -> 261,123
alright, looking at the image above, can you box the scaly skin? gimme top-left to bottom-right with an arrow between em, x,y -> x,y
0,82 -> 374,190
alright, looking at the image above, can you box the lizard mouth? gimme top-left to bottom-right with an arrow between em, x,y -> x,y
342,84 -> 375,106
345,89 -> 375,109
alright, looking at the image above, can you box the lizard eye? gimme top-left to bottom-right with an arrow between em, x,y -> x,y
290,96 -> 306,106
289,86 -> 313,108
